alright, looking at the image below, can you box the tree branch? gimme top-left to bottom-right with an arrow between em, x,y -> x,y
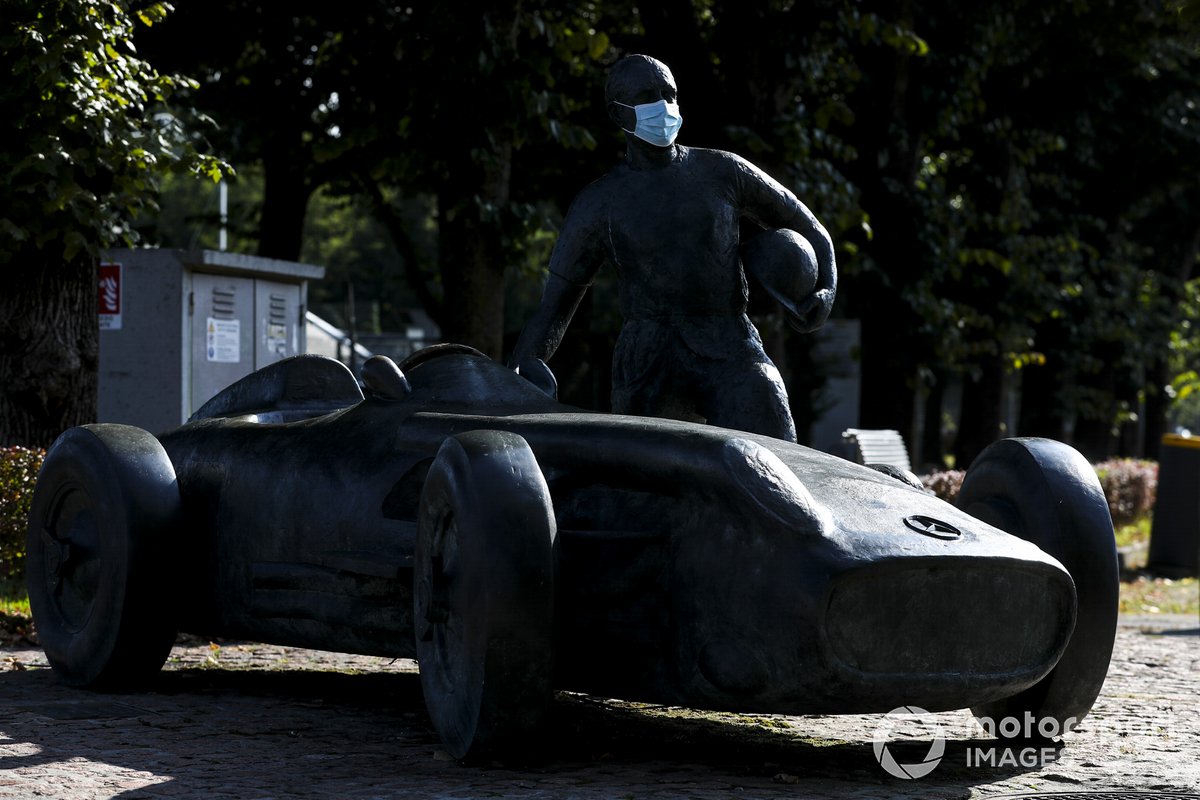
359,177 -> 446,330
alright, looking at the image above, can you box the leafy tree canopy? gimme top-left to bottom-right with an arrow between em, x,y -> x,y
0,0 -> 227,266
132,0 -> 1200,460
0,0 -> 228,446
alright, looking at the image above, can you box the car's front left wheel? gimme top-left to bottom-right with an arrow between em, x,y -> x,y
958,437 -> 1118,737
415,430 -> 556,762
26,424 -> 181,688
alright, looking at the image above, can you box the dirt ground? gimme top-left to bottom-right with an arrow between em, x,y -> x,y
0,614 -> 1196,799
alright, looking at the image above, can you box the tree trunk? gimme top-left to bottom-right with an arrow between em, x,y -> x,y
954,356 -> 1005,469
841,19 -> 928,447
1072,415 -> 1114,463
437,204 -> 507,358
920,369 -> 947,470
258,141 -> 312,262
436,135 -> 512,359
855,182 -> 925,442
1142,356 -> 1169,459
1072,367 -> 1117,462
0,254 -> 98,447
858,304 -> 919,440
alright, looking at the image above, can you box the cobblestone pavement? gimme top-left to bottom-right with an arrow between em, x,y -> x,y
1,615 -> 1195,799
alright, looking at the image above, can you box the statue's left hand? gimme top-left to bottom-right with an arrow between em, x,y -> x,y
788,288 -> 834,333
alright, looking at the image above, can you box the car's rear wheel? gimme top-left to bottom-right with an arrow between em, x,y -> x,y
26,424 -> 180,688
957,437 -> 1118,736
415,431 -> 556,761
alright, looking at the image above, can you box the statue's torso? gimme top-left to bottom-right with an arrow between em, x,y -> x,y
602,148 -> 748,320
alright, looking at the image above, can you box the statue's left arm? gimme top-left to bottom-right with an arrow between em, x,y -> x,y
730,154 -> 837,333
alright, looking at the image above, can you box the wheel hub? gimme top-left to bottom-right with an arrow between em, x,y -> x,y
417,519 -> 457,642
40,528 -> 70,589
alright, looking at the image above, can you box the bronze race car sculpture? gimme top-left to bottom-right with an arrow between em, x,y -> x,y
27,347 -> 1118,760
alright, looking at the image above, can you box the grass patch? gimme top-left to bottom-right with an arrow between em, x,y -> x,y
1119,574 -> 1199,615
1112,515 -> 1199,615
1,577 -> 34,646
1,577 -> 29,618
1114,516 -> 1152,549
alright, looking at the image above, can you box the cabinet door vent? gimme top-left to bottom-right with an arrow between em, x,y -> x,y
211,287 -> 237,319
268,293 -> 288,325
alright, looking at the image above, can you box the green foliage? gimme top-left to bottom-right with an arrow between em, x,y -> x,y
0,447 -> 44,583
1166,278 -> 1200,431
301,187 -> 433,332
134,168 -> 261,255
918,4 -> 1195,363
136,0 -> 624,350
1,572 -> 33,646
799,0 -> 1200,456
0,0 -> 230,266
129,1 -> 1199,452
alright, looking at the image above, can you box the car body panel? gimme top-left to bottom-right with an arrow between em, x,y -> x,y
157,353 -> 1076,716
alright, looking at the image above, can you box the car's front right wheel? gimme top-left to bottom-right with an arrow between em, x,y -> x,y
414,430 -> 556,762
26,424 -> 180,688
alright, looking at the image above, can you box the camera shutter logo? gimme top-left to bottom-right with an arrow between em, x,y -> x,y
872,705 -> 946,779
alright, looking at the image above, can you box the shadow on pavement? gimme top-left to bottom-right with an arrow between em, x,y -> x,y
0,664 -> 1045,798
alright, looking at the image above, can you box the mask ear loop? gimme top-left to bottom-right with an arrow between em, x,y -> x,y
613,100 -> 639,135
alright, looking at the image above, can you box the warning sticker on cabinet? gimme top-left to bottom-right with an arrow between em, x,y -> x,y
206,318 -> 240,363
266,322 -> 287,357
98,263 -> 122,330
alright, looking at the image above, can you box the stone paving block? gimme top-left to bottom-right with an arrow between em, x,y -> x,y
0,616 -> 1195,798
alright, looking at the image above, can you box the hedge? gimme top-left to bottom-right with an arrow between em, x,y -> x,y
1093,459 -> 1158,528
0,446 -> 44,584
922,459 -> 1158,529
0,446 -> 1163,584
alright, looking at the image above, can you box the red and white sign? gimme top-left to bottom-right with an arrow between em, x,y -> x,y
98,262 -> 122,330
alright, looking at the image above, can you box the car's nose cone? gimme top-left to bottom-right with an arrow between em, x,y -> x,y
822,555 -> 1075,705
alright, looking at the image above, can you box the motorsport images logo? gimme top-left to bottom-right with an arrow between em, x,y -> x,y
872,705 -> 1179,780
872,705 -> 946,779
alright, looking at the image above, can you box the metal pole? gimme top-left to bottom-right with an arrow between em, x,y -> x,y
219,180 -> 228,251
347,281 -> 359,376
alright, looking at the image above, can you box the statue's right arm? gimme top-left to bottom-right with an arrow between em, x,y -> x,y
730,154 -> 837,333
510,191 -> 606,366
510,272 -> 590,365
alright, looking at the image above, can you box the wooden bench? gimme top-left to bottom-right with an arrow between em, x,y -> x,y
842,428 -> 912,472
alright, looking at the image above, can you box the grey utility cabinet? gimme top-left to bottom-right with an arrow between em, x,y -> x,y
98,249 -> 325,435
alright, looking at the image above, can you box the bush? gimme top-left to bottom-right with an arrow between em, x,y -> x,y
0,446 -> 44,583
0,445 -> 1166,587
922,469 -> 966,505
921,459 -> 1158,530
1093,458 -> 1158,528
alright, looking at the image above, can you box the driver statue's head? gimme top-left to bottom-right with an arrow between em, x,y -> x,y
605,54 -> 682,149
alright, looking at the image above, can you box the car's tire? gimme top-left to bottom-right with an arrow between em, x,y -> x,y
415,430 -> 556,761
957,437 -> 1118,736
26,424 -> 181,688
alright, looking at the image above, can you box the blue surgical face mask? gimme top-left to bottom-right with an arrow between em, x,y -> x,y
616,99 -> 682,147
